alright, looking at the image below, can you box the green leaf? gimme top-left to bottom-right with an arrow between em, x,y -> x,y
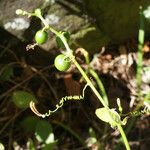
95,107 -> 121,128
35,120 -> 54,144
12,91 -> 37,109
56,31 -> 70,48
95,108 -> 111,123
0,65 -> 13,81
21,116 -> 40,134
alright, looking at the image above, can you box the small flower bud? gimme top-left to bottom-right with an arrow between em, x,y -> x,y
34,8 -> 42,17
16,9 -> 23,15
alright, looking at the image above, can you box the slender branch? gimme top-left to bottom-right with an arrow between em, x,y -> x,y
89,68 -> 109,106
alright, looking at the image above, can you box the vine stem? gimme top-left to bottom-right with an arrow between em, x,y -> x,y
60,35 -> 108,108
117,125 -> 131,150
73,59 -> 108,108
76,48 -> 109,106
136,6 -> 144,98
37,15 -> 59,35
89,68 -> 109,106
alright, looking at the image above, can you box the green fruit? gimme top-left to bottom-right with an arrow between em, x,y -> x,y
54,54 -> 71,71
12,91 -> 37,109
35,30 -> 48,44
56,31 -> 70,48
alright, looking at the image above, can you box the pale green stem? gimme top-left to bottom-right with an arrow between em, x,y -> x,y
80,50 -> 109,105
117,124 -> 131,150
73,58 -> 108,108
89,68 -> 109,106
84,52 -> 90,65
136,6 -> 144,98
39,15 -> 59,35
124,8 -> 145,146
59,35 -> 108,107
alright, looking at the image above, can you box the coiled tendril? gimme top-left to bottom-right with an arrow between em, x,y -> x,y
30,84 -> 89,118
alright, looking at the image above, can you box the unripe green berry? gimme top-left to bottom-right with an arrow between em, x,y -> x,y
54,54 -> 71,71
35,30 -> 48,44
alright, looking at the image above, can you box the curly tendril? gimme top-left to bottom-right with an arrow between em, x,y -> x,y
30,84 -> 89,118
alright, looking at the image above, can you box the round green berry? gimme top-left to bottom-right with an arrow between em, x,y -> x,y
54,54 -> 71,71
35,30 -> 48,44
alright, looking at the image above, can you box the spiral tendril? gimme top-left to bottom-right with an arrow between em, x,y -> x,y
30,83 -> 89,118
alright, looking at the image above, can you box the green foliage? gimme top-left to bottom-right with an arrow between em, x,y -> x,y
56,31 -> 70,48
21,118 -> 56,149
21,116 -> 40,134
35,120 -> 55,144
95,108 -> 121,128
12,91 -> 37,109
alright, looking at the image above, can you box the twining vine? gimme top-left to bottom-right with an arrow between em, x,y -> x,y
30,84 -> 89,118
